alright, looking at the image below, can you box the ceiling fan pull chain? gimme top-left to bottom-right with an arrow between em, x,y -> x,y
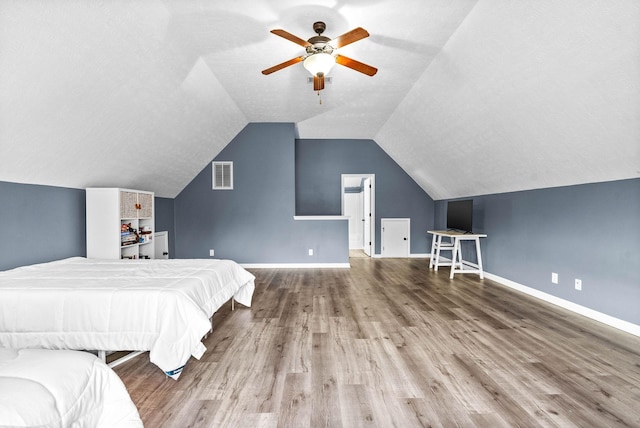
318,90 -> 322,105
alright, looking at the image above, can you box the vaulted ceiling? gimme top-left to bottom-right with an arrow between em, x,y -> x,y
1,0 -> 638,199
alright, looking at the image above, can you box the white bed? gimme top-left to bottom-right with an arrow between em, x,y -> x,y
0,348 -> 142,427
0,257 -> 255,378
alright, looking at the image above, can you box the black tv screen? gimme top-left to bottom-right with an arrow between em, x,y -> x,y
447,199 -> 473,232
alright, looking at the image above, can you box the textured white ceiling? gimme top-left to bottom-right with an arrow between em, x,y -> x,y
1,0 -> 638,198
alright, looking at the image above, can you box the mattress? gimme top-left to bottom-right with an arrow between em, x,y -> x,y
0,257 -> 255,378
0,348 -> 142,427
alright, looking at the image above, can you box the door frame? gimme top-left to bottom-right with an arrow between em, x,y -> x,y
341,174 -> 375,257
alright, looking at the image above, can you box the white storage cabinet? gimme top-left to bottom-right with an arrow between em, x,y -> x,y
86,188 -> 155,259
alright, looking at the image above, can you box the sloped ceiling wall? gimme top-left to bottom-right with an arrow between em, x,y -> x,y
0,1 -> 248,197
376,0 -> 640,200
0,1 -> 638,199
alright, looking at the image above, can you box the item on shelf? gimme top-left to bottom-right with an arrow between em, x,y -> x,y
120,222 -> 140,245
138,225 -> 153,244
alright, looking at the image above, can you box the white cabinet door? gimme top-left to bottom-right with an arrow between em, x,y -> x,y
154,231 -> 169,259
381,218 -> 409,258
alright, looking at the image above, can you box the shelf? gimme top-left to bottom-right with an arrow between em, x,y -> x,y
87,188 -> 155,260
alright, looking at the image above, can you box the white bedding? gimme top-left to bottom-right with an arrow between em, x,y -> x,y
0,348 -> 142,427
0,257 -> 255,378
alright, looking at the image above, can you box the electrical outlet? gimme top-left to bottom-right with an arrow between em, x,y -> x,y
575,278 -> 582,291
308,249 -> 314,256
551,272 -> 558,284
209,249 -> 215,257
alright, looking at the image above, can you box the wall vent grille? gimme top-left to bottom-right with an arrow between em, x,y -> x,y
212,161 -> 233,190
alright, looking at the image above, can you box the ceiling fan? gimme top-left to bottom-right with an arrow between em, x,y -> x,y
261,21 -> 377,92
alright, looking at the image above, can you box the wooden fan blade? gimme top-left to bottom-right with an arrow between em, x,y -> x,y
335,55 -> 378,76
262,56 -> 304,75
329,27 -> 369,49
271,29 -> 311,47
313,75 -> 325,91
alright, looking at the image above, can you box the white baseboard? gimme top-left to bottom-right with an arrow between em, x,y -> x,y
484,272 -> 640,338
410,253 -> 430,258
241,263 -> 351,269
373,253 -> 430,259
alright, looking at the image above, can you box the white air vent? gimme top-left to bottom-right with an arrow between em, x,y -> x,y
212,161 -> 233,190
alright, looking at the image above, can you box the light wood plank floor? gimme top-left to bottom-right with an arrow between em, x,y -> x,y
114,258 -> 640,427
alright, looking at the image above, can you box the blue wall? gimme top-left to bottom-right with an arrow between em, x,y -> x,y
0,181 -> 86,271
435,178 -> 640,325
154,196 -> 175,258
295,139 -> 435,255
174,123 -> 348,264
0,181 -> 178,269
2,140 -> 637,328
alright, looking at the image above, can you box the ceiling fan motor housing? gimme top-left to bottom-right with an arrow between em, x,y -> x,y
307,21 -> 333,53
306,41 -> 333,55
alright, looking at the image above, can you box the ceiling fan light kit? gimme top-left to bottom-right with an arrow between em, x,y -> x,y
262,21 -> 377,98
303,53 -> 335,78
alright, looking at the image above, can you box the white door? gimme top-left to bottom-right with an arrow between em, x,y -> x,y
381,218 -> 409,258
154,231 -> 169,259
363,178 -> 372,256
345,192 -> 364,249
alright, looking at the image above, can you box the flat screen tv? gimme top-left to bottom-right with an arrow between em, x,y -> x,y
447,199 -> 473,233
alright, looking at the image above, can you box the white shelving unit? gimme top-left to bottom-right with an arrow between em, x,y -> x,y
86,188 -> 155,259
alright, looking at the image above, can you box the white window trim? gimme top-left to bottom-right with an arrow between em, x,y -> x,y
212,161 -> 233,190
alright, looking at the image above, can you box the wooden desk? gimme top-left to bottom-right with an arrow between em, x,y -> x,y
427,230 -> 487,279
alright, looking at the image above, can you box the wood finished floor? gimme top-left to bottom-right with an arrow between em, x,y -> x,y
114,258 -> 640,427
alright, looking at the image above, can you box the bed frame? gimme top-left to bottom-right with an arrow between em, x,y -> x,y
99,298 -> 236,369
